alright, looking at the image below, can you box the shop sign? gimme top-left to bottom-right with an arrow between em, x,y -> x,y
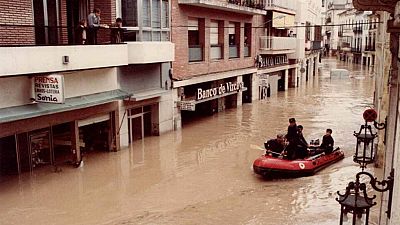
180,101 -> 196,111
197,82 -> 244,101
34,74 -> 65,104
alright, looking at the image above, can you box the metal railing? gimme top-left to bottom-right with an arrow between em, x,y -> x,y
260,36 -> 296,51
0,24 -> 128,46
364,45 -> 376,51
227,0 -> 265,10
189,45 -> 203,62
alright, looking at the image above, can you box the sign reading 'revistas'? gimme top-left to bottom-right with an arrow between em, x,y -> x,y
197,82 -> 244,101
34,75 -> 65,104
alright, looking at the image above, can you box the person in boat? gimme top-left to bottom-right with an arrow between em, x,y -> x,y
285,118 -> 298,160
296,125 -> 310,159
264,134 -> 285,156
320,128 -> 334,154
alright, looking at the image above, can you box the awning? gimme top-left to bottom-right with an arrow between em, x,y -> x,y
128,89 -> 169,101
0,89 -> 131,123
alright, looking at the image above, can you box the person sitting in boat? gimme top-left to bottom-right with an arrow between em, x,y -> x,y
296,125 -> 310,159
285,118 -> 298,160
320,128 -> 334,154
264,134 -> 285,157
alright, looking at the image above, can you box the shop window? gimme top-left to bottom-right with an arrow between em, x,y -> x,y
0,136 -> 18,177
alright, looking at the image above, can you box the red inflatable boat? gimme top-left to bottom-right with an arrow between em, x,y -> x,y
253,148 -> 344,178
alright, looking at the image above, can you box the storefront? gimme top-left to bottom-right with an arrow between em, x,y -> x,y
0,90 -> 129,176
177,78 -> 247,123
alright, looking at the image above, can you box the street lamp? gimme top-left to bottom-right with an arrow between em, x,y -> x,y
336,109 -> 394,225
353,108 -> 386,169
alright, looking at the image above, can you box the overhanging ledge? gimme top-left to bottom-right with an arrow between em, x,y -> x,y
178,0 -> 266,15
0,89 -> 131,123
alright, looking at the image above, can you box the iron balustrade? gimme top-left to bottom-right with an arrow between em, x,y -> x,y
227,0 -> 264,9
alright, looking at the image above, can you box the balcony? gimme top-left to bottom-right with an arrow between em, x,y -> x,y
0,24 -> 174,76
127,42 -> 174,64
178,0 -> 266,15
264,0 -> 296,14
1,45 -> 128,77
189,45 -> 203,62
229,45 -> 239,58
351,47 -> 362,53
210,45 -> 223,60
259,36 -> 296,54
353,26 -> 363,33
364,45 -> 376,51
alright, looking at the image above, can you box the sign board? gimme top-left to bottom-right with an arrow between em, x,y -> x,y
180,101 -> 196,111
272,12 -> 295,28
34,74 -> 65,104
197,81 -> 244,101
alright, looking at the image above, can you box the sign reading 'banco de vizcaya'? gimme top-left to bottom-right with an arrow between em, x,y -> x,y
197,81 -> 245,101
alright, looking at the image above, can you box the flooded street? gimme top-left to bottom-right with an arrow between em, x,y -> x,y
0,58 -> 378,225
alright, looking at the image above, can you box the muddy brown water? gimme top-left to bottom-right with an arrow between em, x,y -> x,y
0,59 -> 379,225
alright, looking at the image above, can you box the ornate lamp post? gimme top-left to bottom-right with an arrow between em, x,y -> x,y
336,109 -> 394,225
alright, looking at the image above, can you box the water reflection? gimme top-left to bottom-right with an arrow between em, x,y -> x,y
0,59 -> 378,225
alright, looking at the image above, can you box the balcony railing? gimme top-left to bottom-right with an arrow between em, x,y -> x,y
260,36 -> 296,51
229,45 -> 239,58
364,45 -> 376,51
210,45 -> 223,60
351,47 -> 362,53
353,26 -> 363,33
227,0 -> 264,10
265,0 -> 296,11
189,45 -> 203,62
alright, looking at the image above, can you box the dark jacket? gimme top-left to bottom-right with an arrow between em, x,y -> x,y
320,135 -> 334,153
264,139 -> 284,154
286,124 -> 298,142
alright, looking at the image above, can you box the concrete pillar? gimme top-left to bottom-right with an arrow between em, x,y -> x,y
70,120 -> 81,163
237,75 -> 243,106
284,69 -> 289,90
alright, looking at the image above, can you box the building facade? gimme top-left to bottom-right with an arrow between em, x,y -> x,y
0,0 -> 175,178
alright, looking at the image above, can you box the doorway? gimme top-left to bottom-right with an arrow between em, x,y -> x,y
66,0 -> 90,44
128,106 -> 152,143
242,74 -> 252,103
28,129 -> 53,170
0,135 -> 18,179
33,0 -> 60,45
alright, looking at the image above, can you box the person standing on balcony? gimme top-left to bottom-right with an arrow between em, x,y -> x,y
75,19 -> 87,45
87,8 -> 101,44
110,18 -> 123,44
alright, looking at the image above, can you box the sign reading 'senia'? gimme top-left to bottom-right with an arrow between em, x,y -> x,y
34,75 -> 65,104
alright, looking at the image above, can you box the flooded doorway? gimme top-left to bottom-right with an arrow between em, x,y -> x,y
0,135 -> 18,179
28,129 -> 53,170
127,106 -> 152,143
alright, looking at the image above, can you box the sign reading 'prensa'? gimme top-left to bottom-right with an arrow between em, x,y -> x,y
34,75 -> 65,104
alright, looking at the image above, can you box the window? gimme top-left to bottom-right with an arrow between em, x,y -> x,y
229,22 -> 236,46
161,0 -> 169,28
188,18 -> 204,62
121,0 -> 138,26
210,21 -> 219,46
143,0 -> 151,27
152,0 -> 161,28
210,20 -> 222,60
188,18 -> 199,46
